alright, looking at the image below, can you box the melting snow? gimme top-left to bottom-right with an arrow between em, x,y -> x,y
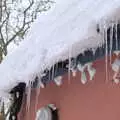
0,0 -> 120,97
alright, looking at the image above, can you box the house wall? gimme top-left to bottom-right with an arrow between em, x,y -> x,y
18,55 -> 120,120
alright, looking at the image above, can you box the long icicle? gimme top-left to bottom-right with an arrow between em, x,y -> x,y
48,69 -> 51,83
26,81 -> 32,119
35,79 -> 41,112
55,63 -> 58,76
72,57 -> 77,77
26,82 -> 31,111
110,23 -> 113,64
52,65 -> 55,81
68,47 -> 72,84
105,26 -> 108,83
115,22 -> 118,51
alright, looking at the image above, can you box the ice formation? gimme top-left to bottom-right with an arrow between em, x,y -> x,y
0,0 -> 120,98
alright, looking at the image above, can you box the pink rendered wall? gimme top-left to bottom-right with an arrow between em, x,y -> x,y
18,55 -> 120,120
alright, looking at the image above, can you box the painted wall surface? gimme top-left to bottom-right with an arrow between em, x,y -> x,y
18,55 -> 120,120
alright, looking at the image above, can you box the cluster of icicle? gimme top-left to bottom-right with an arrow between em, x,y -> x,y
66,20 -> 120,84
25,58 -> 98,113
101,20 -> 120,84
25,20 -> 120,113
25,73 -> 63,114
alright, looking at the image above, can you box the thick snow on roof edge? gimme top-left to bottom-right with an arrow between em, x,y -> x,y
0,0 -> 120,98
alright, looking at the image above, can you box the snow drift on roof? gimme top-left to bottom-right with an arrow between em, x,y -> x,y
0,0 -> 120,98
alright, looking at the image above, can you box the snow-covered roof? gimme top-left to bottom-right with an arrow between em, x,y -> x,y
1,0 -> 120,98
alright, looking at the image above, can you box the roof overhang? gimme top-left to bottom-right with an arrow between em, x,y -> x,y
0,0 -> 120,98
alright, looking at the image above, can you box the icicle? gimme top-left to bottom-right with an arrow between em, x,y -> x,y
114,23 -> 120,57
54,76 -> 62,86
52,65 -> 55,81
104,26 -> 108,83
35,84 -> 41,112
66,59 -> 77,77
92,48 -> 96,56
48,69 -> 51,82
110,23 -> 114,64
77,64 -> 87,84
115,22 -> 118,51
55,63 -> 58,76
87,63 -> 96,80
39,73 -> 46,88
68,47 -> 72,83
62,61 -> 64,69
34,76 -> 42,112
26,81 -> 32,112
72,57 -> 77,77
